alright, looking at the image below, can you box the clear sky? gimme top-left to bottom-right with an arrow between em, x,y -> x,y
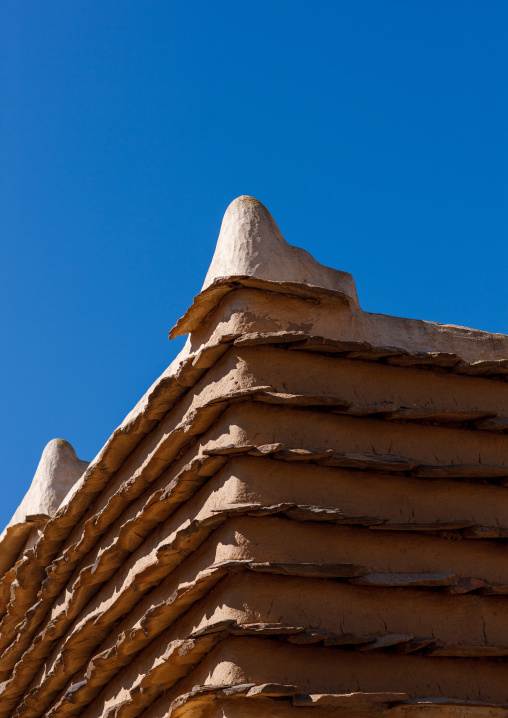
1,1 -> 507,529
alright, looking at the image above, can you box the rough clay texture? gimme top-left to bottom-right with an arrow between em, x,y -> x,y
1,196 -> 508,718
0,440 -> 88,580
202,195 -> 359,303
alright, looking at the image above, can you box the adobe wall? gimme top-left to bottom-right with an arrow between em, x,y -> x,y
0,196 -> 507,718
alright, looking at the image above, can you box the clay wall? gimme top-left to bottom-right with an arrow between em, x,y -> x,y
1,197 -> 507,717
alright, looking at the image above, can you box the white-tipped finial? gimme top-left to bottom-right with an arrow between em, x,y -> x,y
170,196 -> 359,338
6,439 -> 89,527
202,195 -> 358,303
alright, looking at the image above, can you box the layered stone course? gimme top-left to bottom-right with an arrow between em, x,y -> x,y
1,196 -> 507,717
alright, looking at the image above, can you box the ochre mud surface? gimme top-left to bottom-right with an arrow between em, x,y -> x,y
1,197 -> 507,717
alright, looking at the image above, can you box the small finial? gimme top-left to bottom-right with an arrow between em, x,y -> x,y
5,439 -> 89,528
202,195 -> 358,303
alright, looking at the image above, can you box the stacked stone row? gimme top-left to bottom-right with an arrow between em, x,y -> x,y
0,322 -> 507,717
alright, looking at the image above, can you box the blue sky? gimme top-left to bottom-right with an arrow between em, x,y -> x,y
1,1 -> 507,528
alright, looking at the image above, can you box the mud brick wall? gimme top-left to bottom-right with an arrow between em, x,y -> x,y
1,197 -> 507,718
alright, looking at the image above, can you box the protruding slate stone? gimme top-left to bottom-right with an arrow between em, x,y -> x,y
387,698 -> 508,716
228,623 -> 304,636
248,562 -> 367,578
247,443 -> 285,456
386,352 -> 461,369
384,408 -> 495,423
454,359 -> 508,377
357,634 -> 414,651
474,417 -> 508,432
293,692 -> 409,706
246,683 -> 298,697
254,391 -> 351,408
321,453 -> 415,472
442,578 -> 487,594
350,572 -> 458,587
345,402 -> 400,416
372,521 -> 474,532
234,331 -> 309,346
394,638 -> 437,654
203,444 -> 255,455
275,448 -> 334,461
428,646 -> 508,658
415,464 -> 508,479
286,630 -> 330,645
348,346 -> 407,361
289,337 -> 372,354
462,526 -> 508,539
480,585 -> 508,595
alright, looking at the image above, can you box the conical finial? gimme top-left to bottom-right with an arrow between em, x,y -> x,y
169,196 -> 359,338
202,196 -> 358,303
6,439 -> 89,527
